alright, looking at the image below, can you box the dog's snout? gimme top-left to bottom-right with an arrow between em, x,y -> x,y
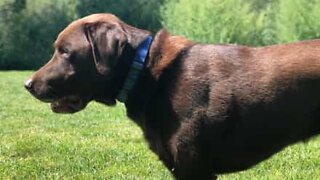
24,79 -> 34,91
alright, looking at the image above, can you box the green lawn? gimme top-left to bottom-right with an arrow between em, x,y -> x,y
0,71 -> 320,179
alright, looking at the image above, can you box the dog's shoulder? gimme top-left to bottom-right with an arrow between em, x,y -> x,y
148,29 -> 194,79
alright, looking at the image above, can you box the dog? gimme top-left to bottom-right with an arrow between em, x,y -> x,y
25,13 -> 320,179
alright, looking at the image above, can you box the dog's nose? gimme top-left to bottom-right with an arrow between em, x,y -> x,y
24,79 -> 34,91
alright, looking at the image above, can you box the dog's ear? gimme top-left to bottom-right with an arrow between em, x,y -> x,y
84,22 -> 128,75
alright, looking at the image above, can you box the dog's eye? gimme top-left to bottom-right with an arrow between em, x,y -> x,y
58,46 -> 69,55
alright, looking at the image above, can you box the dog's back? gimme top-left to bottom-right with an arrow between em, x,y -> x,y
143,38 -> 320,177
176,40 -> 320,173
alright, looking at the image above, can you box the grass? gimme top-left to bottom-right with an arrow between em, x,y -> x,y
0,71 -> 320,179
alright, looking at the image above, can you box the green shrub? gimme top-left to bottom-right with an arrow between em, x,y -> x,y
0,0 -> 76,70
161,0 -> 320,46
274,0 -> 320,43
247,0 -> 274,11
76,0 -> 164,33
161,0 -> 263,45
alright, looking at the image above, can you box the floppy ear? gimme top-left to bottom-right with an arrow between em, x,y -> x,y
85,22 -> 128,75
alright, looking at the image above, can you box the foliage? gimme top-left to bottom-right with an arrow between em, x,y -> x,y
274,0 -> 320,43
161,0 -> 320,45
246,0 -> 274,11
1,0 -> 320,69
76,0 -> 164,33
161,0 -> 261,45
0,0 -> 76,70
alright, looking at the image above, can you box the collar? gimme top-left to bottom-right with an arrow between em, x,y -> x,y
116,36 -> 153,102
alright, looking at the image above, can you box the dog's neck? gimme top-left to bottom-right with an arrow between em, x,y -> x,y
123,29 -> 194,122
116,35 -> 153,102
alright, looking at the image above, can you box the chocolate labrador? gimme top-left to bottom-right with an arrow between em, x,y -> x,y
25,13 -> 320,179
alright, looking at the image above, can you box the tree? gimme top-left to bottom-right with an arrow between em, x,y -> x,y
0,0 -> 76,69
76,0 -> 164,33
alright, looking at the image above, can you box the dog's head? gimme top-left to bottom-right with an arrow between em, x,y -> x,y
25,13 -> 150,113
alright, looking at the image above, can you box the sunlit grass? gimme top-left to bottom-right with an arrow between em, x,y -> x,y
0,71 -> 171,179
0,71 -> 319,179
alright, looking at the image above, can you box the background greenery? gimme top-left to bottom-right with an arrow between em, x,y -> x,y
1,0 -> 320,69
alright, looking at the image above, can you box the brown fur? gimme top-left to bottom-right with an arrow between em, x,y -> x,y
25,14 -> 320,180
148,29 -> 194,78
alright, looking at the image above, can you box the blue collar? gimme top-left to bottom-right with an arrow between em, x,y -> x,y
116,36 -> 153,102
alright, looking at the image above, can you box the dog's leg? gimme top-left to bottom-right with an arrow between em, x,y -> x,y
171,116 -> 214,180
171,106 -> 231,180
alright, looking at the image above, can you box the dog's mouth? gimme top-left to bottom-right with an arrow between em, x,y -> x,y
49,96 -> 89,114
